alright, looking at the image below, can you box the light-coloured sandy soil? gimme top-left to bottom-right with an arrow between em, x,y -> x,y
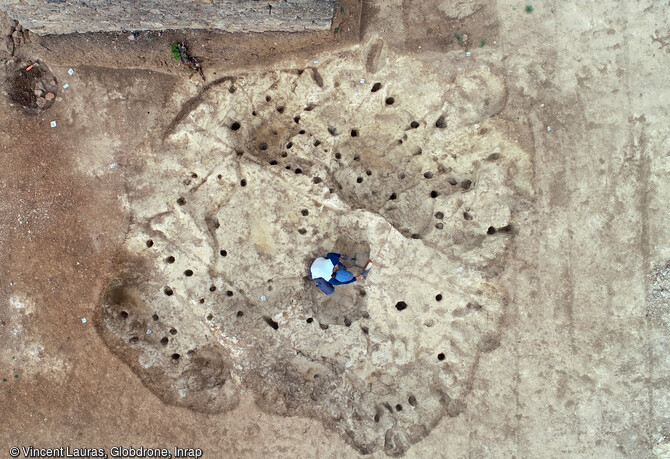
0,0 -> 669,458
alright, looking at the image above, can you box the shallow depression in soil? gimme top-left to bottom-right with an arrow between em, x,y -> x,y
98,41 -> 533,456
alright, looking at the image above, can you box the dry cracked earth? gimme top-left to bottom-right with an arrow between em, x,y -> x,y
1,0 -> 669,458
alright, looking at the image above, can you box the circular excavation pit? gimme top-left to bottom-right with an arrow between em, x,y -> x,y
5,60 -> 58,113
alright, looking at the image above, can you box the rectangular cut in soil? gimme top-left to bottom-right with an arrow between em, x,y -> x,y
1,0 -> 335,34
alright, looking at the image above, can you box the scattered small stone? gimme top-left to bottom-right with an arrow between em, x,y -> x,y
128,34 -> 135,41
34,89 -> 43,97
44,92 -> 55,101
36,97 -> 48,108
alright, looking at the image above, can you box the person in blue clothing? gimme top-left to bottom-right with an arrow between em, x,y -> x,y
310,252 -> 370,295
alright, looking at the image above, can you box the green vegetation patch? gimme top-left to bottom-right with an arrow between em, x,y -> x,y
170,43 -> 182,62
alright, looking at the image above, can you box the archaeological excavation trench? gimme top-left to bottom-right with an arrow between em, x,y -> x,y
96,42 -> 533,456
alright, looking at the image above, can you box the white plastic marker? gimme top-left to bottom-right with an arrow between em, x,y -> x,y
63,83 -> 69,89
68,68 -> 74,75
360,78 -> 366,84
50,121 -> 57,128
81,318 -> 87,323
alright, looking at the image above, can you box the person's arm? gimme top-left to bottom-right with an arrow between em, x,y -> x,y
326,252 -> 341,265
327,252 -> 352,265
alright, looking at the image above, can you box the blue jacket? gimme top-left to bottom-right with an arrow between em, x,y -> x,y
326,252 -> 357,285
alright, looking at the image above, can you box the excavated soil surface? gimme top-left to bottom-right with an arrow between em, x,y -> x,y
97,45 -> 531,455
1,0 -> 669,458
